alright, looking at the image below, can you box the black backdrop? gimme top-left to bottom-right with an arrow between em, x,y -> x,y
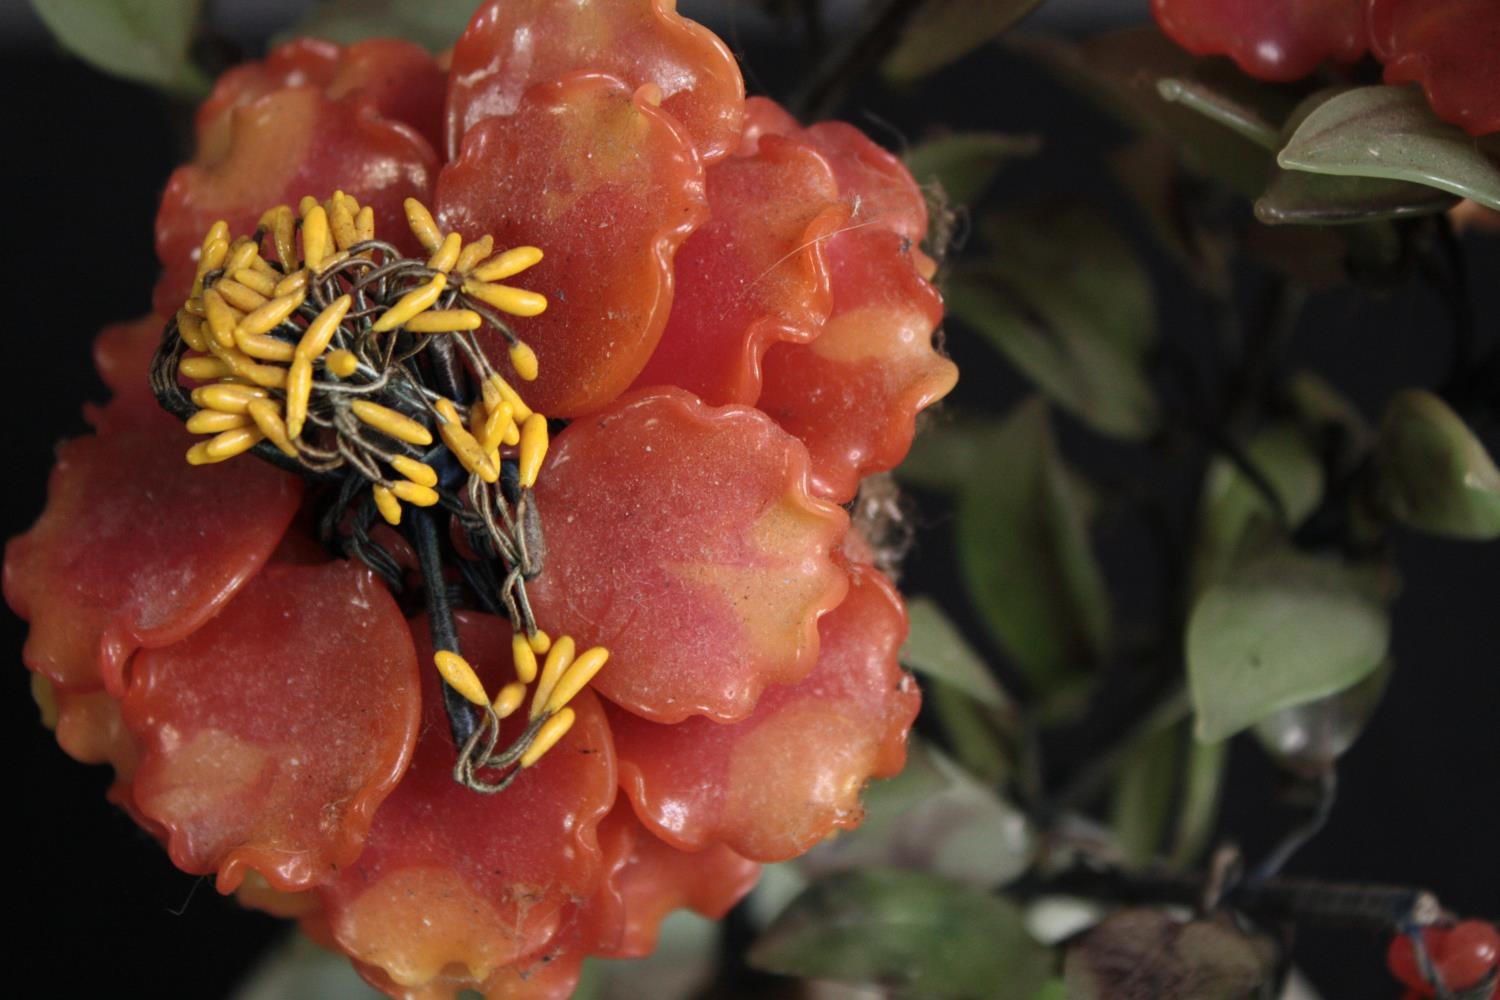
4,19 -> 1497,1000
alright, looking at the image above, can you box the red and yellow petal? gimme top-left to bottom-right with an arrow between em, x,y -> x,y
526,388 -> 849,724
154,88 -> 438,315
3,410 -> 302,694
1369,0 -> 1500,137
630,134 -> 847,405
597,806 -> 760,958
757,226 -> 955,503
610,562 -> 918,861
91,313 -> 167,417
318,611 -> 616,994
446,0 -> 744,163
1151,0 -> 1368,82
436,73 -> 707,417
196,38 -> 446,161
120,562 -> 420,894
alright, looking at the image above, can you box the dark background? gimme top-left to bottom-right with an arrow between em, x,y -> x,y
3,2 -> 1496,997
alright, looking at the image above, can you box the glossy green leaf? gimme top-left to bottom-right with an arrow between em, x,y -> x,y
954,201 -> 1160,439
1156,77 -> 1279,150
1188,536 -> 1390,742
1110,725 -> 1179,867
1286,370 -> 1372,462
1065,910 -> 1275,1000
883,0 -> 1043,81
1253,659 -> 1391,779
927,402 -> 1110,698
929,678 -> 1014,784
806,739 -> 1033,888
1193,424 -> 1326,590
275,0 -> 476,51
29,0 -> 207,95
1375,389 -> 1500,539
1170,733 -> 1227,868
1279,85 -> 1500,212
749,870 -> 1052,999
902,597 -> 1011,708
1258,89 -> 1457,226
905,132 -> 1041,205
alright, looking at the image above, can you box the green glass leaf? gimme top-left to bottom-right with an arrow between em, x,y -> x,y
1169,732 -> 1227,868
883,0 -> 1043,82
1188,535 -> 1391,742
928,679 -> 1015,784
806,739 -> 1034,888
1374,389 -> 1500,539
1110,724 -> 1179,867
902,597 -> 1011,708
1278,85 -> 1500,212
29,0 -> 207,95
947,402 -> 1111,697
1253,659 -> 1391,779
1155,77 -> 1279,151
905,132 -> 1042,205
1258,89 -> 1457,225
275,0 -> 477,52
1193,424 -> 1326,590
953,201 -> 1160,440
1065,910 -> 1275,1000
749,870 -> 1053,999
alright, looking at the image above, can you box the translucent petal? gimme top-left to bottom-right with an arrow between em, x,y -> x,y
1370,0 -> 1500,136
1152,0 -> 1367,82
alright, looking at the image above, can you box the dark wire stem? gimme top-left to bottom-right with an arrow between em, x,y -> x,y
788,0 -> 925,120
411,507 -> 477,750
1246,769 -> 1337,886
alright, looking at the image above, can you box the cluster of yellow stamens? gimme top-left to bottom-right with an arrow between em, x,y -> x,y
432,630 -> 609,768
162,193 -> 606,778
174,193 -> 551,527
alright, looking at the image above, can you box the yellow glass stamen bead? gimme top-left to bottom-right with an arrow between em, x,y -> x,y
455,234 -> 494,274
389,479 -> 439,507
298,195 -> 319,217
185,442 -> 215,465
186,409 -> 250,434
191,383 -> 267,413
371,274 -> 447,333
403,197 -> 443,252
434,398 -> 498,482
236,289 -> 305,338
520,708 -> 575,768
246,398 -> 297,458
389,454 -> 438,488
492,682 -> 527,720
273,269 -> 309,298
530,635 -> 575,720
433,650 -> 489,707
404,309 -> 483,334
372,484 -> 402,526
234,330 -> 296,363
427,232 -> 462,273
215,278 -> 269,313
354,205 -> 375,244
176,311 -> 209,352
502,419 -> 521,447
518,413 -> 548,489
301,204 -> 331,270
204,426 -> 265,461
286,356 -> 312,438
543,646 -> 609,715
232,267 -> 278,298
478,399 -> 512,454
202,288 -> 240,348
224,239 -> 259,276
296,294 -> 352,361
528,630 -> 551,655
179,355 -> 234,381
508,341 -> 540,381
328,191 -> 359,250
470,245 -> 543,282
511,633 -> 538,685
200,220 -> 230,256
484,373 -> 533,423
325,349 -> 360,378
261,205 -> 298,270
241,361 -> 289,389
463,279 -> 548,319
351,400 -> 434,447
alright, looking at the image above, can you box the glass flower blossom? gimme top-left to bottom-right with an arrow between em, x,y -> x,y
5,2 -> 954,997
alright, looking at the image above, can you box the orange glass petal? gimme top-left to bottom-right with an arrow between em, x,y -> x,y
611,562 -> 918,861
1370,0 -> 1500,136
436,72 -> 706,416
446,0 -> 744,163
526,388 -> 849,724
1151,0 -> 1367,82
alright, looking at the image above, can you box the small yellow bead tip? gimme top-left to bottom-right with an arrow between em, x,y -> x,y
371,274 -> 447,333
518,413 -> 549,489
521,708 -> 576,768
296,294 -> 352,361
433,650 -> 489,707
186,409 -> 249,434
508,340 -> 540,381
247,399 -> 297,458
285,356 -> 313,439
435,398 -> 498,483
428,231 -> 462,273
530,635 -> 575,720
511,633 -> 539,685
528,630 -> 551,655
543,646 -> 609,715
403,197 -> 443,253
302,204 -> 331,270
325,349 -> 360,378
351,399 -> 435,447
455,234 -> 494,274
390,479 -> 439,507
464,280 -> 549,319
372,484 -> 402,526
492,681 -> 527,720
390,454 -> 438,488
470,245 -> 544,283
